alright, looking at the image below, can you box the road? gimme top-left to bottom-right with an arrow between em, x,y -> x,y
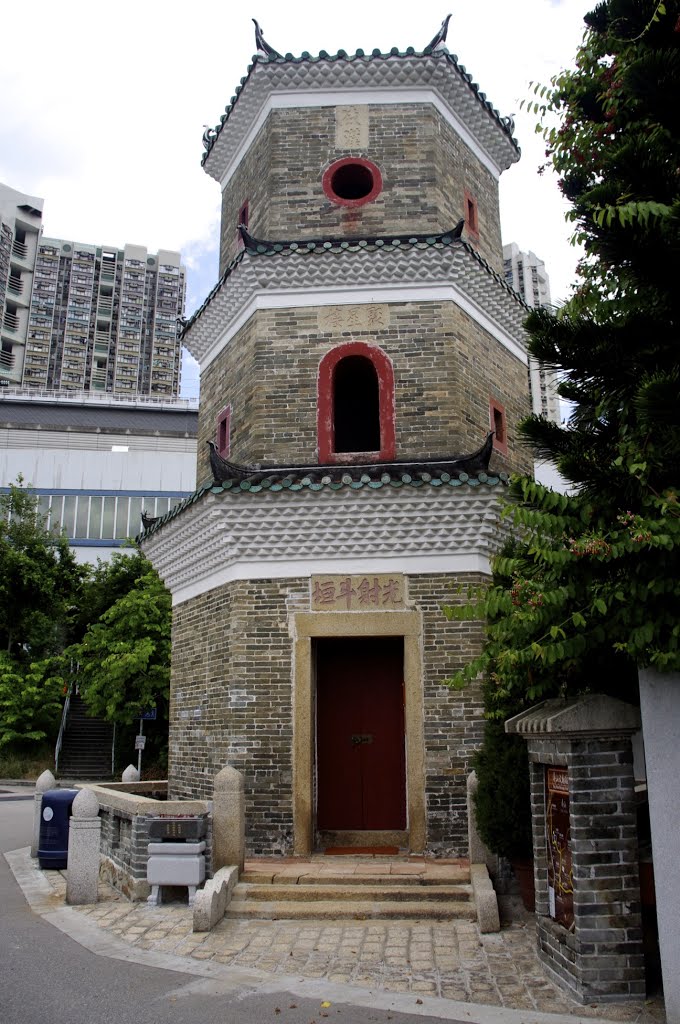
1,795 -> 470,1024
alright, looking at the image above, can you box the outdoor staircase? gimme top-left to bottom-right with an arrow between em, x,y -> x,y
56,694 -> 114,780
227,858 -> 476,921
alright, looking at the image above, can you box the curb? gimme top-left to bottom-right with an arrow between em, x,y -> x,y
4,846 -> 634,1024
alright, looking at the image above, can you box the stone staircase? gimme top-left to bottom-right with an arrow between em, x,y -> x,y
56,694 -> 114,780
227,858 -> 476,921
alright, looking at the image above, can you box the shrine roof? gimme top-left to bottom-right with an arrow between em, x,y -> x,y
138,440 -> 508,542
179,225 -> 527,352
201,48 -> 520,182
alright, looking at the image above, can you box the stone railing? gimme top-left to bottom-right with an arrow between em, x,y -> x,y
87,780 -> 211,900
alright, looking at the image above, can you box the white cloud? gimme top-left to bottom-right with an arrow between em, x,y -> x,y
1,1 -> 594,315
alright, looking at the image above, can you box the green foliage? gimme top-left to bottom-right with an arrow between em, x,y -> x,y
0,480 -> 84,661
70,565 -> 171,726
447,3 -> 680,844
0,653 -> 65,748
473,717 -> 533,861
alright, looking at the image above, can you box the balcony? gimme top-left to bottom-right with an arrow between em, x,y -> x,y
12,239 -> 28,260
0,350 -> 15,370
8,278 -> 23,297
3,311 -> 19,332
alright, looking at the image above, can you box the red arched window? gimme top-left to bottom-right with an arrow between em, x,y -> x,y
317,342 -> 396,463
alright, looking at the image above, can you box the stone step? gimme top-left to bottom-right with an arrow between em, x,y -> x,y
226,898 -> 476,921
240,867 -> 470,887
235,882 -> 472,903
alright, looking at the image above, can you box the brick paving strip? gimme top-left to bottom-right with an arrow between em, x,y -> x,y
26,857 -> 663,1024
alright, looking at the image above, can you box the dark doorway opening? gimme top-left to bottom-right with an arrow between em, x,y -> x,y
333,356 -> 381,453
315,636 -> 406,831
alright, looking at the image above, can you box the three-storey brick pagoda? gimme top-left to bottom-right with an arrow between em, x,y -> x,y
142,20 -> 532,857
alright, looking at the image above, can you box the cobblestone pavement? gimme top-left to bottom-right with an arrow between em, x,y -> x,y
40,868 -> 665,1023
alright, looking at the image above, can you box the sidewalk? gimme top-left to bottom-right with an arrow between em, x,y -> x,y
5,846 -> 665,1024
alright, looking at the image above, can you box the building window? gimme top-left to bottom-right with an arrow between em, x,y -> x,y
489,398 -> 508,455
464,189 -> 479,238
322,158 -> 383,208
216,404 -> 231,458
317,342 -> 396,463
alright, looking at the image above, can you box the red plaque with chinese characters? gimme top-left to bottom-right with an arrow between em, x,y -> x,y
311,574 -> 405,612
546,767 -> 574,928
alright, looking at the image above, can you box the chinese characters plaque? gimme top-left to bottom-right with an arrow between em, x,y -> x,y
311,574 -> 406,612
546,766 -> 574,928
318,304 -> 389,334
335,105 -> 369,149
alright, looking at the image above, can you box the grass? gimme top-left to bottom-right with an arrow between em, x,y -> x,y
0,745 -> 54,781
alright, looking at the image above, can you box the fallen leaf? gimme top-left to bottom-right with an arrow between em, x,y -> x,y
274,1009 -> 281,1015
289,1005 -> 297,1010
321,1003 -> 332,1009
416,998 -> 423,1005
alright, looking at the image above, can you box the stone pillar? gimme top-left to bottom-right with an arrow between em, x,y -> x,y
639,668 -> 680,1024
212,766 -> 245,874
467,770 -> 497,872
31,769 -> 56,858
507,695 -> 645,1003
66,789 -> 101,905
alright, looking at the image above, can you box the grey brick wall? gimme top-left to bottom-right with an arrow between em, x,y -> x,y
219,104 -> 503,274
526,737 -> 645,1002
196,302 -> 531,485
169,572 -> 489,857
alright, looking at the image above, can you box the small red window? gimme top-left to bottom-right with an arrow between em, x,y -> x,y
216,404 -> 231,458
322,158 -> 383,208
464,189 -> 479,238
489,398 -> 507,455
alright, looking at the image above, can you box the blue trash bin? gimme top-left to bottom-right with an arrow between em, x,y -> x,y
38,789 -> 79,869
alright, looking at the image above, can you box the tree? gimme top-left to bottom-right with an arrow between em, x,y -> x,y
70,559 -> 171,726
447,0 -> 680,697
0,480 -> 84,662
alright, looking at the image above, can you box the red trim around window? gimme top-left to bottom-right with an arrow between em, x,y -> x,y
489,398 -> 508,455
464,189 -> 479,239
216,404 -> 231,458
317,342 -> 396,463
322,158 -> 383,208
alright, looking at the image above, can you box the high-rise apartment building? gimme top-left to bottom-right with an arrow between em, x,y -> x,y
0,184 -> 44,387
24,239 -> 185,396
503,242 -> 561,423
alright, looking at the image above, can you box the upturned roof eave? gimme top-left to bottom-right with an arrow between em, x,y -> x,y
201,49 -> 520,181
179,228 -> 530,364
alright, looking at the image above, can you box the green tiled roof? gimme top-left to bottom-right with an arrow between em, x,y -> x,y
179,225 -> 527,342
201,48 -> 519,166
138,467 -> 508,542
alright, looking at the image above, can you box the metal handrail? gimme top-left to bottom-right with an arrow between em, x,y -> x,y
54,685 -> 72,775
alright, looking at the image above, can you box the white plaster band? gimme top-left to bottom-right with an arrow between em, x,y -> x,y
170,553 -> 491,606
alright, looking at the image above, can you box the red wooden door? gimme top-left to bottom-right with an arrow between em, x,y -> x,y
316,637 -> 406,830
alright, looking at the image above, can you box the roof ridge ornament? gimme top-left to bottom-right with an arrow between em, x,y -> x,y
423,13 -> 452,54
252,18 -> 282,59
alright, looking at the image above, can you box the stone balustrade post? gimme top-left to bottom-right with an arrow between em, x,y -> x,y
66,789 -> 101,905
31,769 -> 56,858
212,766 -> 245,874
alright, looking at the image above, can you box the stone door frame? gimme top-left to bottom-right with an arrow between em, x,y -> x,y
292,610 -> 425,855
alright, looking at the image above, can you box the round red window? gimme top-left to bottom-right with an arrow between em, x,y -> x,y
322,158 -> 383,207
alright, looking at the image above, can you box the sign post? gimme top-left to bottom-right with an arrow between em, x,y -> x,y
136,709 -> 156,776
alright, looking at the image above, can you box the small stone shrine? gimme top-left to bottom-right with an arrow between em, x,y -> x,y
506,695 -> 645,1002
142,18 -> 535,857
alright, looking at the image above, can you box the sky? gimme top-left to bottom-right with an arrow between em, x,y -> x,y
0,0 -> 594,396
